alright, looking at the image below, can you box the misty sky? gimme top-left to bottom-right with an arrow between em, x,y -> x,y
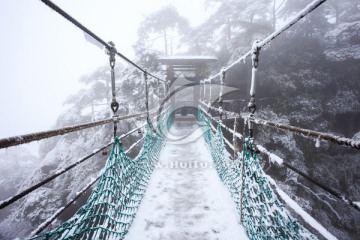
0,0 -> 207,155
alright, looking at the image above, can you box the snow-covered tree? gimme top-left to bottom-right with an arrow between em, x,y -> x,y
137,4 -> 189,55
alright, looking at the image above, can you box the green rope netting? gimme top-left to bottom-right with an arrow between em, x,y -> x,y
198,110 -> 317,240
200,116 -> 243,214
31,112 -> 171,240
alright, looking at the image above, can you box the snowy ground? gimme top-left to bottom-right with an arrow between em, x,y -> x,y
125,121 -> 248,240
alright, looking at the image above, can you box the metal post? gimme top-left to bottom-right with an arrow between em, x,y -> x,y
203,79 -> 207,102
209,78 -> 212,104
240,40 -> 261,224
107,41 -> 119,138
247,40 -> 261,141
219,68 -> 225,120
144,70 -> 155,132
144,70 -> 149,120
233,117 -> 240,160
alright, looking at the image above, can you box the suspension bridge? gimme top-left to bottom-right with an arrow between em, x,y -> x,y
0,0 -> 359,239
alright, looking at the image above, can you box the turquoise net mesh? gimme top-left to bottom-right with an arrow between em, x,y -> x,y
31,112 -> 171,239
198,109 -> 317,240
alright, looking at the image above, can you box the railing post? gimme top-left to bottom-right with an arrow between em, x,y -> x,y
209,78 -> 212,104
233,117 -> 240,160
144,69 -> 155,132
247,40 -> 261,141
240,40 -> 261,224
107,41 -> 119,138
199,80 -> 203,103
144,69 -> 151,118
203,79 -> 207,102
219,68 -> 226,120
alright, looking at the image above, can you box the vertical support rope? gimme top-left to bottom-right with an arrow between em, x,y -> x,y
219,68 -> 226,120
247,40 -> 261,141
107,41 -> 119,138
239,152 -> 244,224
200,80 -> 202,102
209,78 -> 212,104
233,117 -> 239,160
155,79 -> 159,108
203,79 -> 207,102
239,123 -> 246,224
144,69 -> 154,132
240,40 -> 262,224
144,69 -> 149,119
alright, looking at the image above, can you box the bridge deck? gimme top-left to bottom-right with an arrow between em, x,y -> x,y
125,122 -> 247,239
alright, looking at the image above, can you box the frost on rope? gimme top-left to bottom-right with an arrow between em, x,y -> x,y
199,111 -> 319,240
257,145 -> 284,165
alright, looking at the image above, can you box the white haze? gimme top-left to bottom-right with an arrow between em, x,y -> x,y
0,0 -> 207,156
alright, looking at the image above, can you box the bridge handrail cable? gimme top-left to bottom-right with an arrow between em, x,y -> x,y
0,107 -> 162,150
40,0 -> 166,83
30,173 -> 101,237
199,101 -> 360,150
29,131 -> 146,237
0,110 -> 165,210
206,0 -> 327,82
198,104 -> 360,212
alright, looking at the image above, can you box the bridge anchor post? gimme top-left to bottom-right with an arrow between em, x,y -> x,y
107,41 -> 119,138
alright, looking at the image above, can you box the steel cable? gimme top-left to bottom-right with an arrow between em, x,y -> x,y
40,0 -> 165,82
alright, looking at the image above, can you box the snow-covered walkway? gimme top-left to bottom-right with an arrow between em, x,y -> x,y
125,122 -> 248,240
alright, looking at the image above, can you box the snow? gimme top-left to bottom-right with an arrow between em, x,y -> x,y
324,21 -> 360,61
124,137 -> 144,154
259,0 -> 326,47
267,175 -> 338,240
159,55 -> 217,60
234,132 -> 243,140
353,132 -> 360,141
30,206 -> 66,237
257,145 -> 284,165
83,32 -> 104,50
125,122 -> 248,239
215,0 -> 327,75
0,147 -> 38,200
326,90 -> 360,114
354,202 -> 360,208
223,136 -> 235,151
324,45 -> 360,61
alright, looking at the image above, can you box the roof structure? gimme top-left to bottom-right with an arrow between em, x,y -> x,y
158,56 -> 217,72
158,55 -> 217,65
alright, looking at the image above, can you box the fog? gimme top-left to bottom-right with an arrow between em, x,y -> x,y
0,0 -> 206,156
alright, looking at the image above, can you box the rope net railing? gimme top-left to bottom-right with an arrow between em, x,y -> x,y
0,108 -> 165,210
196,0 -> 358,217
1,0 -> 170,227
1,0 -> 355,238
198,109 -> 325,240
199,102 -> 360,213
30,109 -> 172,239
199,101 -> 360,151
